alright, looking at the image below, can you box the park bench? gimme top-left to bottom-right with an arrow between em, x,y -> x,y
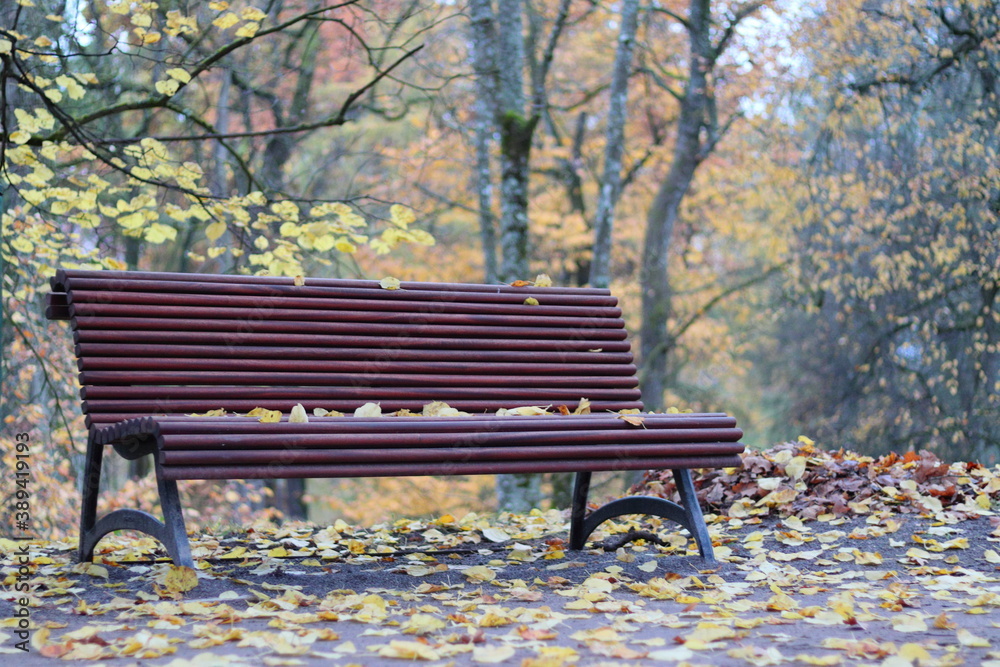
46,269 -> 744,567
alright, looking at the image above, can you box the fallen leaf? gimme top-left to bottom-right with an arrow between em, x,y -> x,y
379,277 -> 402,290
523,297 -> 539,306
289,404 -> 308,423
354,402 -> 382,418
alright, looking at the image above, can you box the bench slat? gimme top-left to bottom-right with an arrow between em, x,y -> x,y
80,385 -> 642,402
75,343 -> 633,364
59,277 -> 620,307
73,329 -> 633,352
147,414 -> 736,436
70,316 -> 629,341
160,455 -> 744,480
56,269 -> 614,296
69,303 -> 626,329
65,290 -> 623,319
160,441 -> 744,466
83,400 -> 647,426
78,357 -> 638,376
79,370 -> 639,388
158,428 -> 743,451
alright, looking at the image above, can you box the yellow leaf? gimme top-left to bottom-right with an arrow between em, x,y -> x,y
155,79 -> 180,96
55,74 -> 85,99
209,1 -> 229,9
354,402 -> 382,418
379,276 -> 401,290
205,220 -> 227,241
785,456 -> 807,480
523,297 -> 540,306
235,22 -> 260,38
891,614 -> 928,633
240,7 -> 267,21
401,613 -> 446,635
984,549 -> 1000,564
0,39 -> 12,55
212,12 -> 239,28
618,413 -> 646,427
132,12 -> 152,27
534,273 -> 553,287
289,404 -> 308,423
9,131 -> 31,145
390,204 -> 416,228
10,237 -> 34,253
510,280 -> 532,287
293,275 -> 305,286
165,68 -> 191,83
257,409 -> 281,423
573,398 -> 591,415
472,645 -> 515,663
957,629 -> 991,648
159,565 -> 199,594
377,641 -> 440,661
462,565 -> 496,582
253,236 -> 269,250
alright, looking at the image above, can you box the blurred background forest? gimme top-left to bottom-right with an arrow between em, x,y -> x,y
2,0 -> 997,537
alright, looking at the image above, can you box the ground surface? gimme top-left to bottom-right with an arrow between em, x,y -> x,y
2,507 -> 1000,667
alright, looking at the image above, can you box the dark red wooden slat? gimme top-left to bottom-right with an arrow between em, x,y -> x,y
82,400 -> 647,425
70,316 -> 629,341
46,293 -> 71,320
75,343 -> 633,365
78,357 -> 639,377
55,268 -> 613,295
73,329 -> 633,352
160,441 -> 745,466
160,455 -> 744,480
80,385 -> 642,401
79,370 -> 639,388
151,414 -> 737,436
69,303 -> 626,329
65,290 -> 623,319
60,277 -> 619,307
159,428 -> 743,451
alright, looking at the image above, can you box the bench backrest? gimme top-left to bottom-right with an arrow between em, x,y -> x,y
47,270 -> 643,428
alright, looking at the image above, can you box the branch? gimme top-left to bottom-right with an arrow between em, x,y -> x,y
670,262 -> 788,342
40,1 -> 361,141
711,1 -> 766,63
649,5 -> 690,31
91,44 -> 424,145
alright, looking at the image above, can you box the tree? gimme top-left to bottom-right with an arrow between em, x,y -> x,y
2,0 -> 436,527
767,0 -> 1000,462
637,0 -> 766,413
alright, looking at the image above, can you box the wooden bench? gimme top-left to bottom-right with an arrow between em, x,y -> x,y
46,269 -> 744,566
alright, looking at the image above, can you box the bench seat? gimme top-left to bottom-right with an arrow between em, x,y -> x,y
47,269 -> 744,567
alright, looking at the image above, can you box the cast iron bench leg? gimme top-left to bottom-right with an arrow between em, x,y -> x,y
568,469 -> 717,565
78,433 -> 193,567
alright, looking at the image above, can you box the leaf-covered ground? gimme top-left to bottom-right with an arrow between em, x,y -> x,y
2,444 -> 999,667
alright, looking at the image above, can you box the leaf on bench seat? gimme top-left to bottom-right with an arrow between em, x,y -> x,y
379,276 -> 401,290
313,407 -> 345,417
422,401 -> 470,417
496,406 -> 551,416
534,273 -> 553,287
187,408 -> 227,417
289,403 -> 309,423
574,398 -> 591,415
523,297 -> 539,306
354,402 -> 383,418
248,407 -> 282,423
617,409 -> 645,427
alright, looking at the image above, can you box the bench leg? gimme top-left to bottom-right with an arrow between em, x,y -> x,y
78,437 -> 193,568
568,469 -> 717,565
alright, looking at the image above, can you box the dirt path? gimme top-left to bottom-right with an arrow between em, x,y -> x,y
2,511 -> 999,666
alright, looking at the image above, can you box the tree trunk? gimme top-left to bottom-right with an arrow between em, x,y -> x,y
638,0 -> 711,412
491,0 -> 543,512
469,0 -> 499,283
589,0 -> 640,289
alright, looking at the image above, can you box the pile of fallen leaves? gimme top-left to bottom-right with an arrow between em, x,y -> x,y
635,438 -> 1000,521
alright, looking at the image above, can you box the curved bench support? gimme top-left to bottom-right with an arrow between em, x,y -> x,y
79,431 -> 193,567
569,469 -> 716,564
